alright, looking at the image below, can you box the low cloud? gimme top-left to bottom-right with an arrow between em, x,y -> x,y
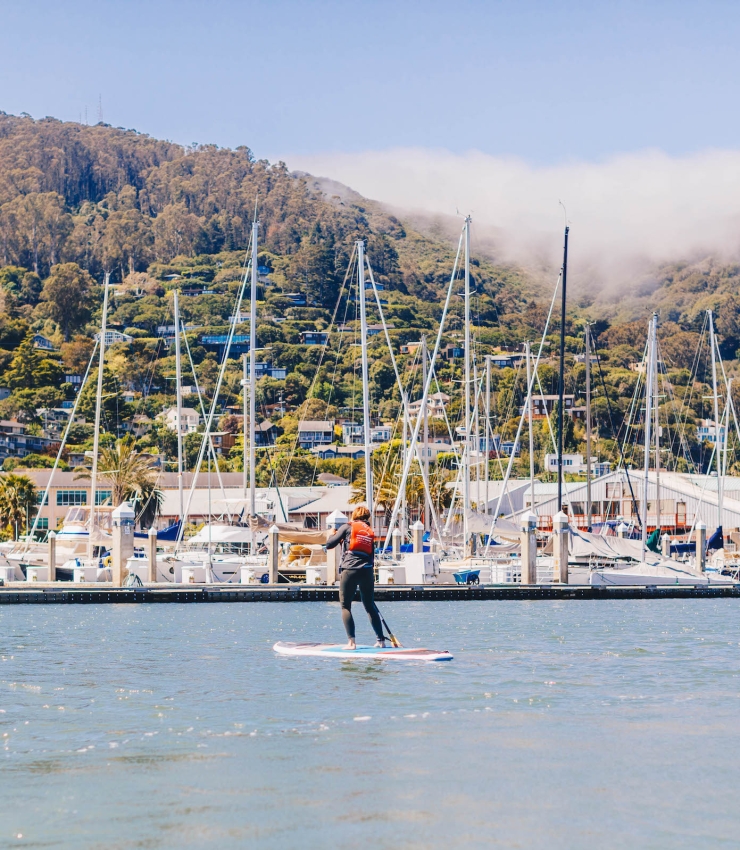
290,147 -> 740,292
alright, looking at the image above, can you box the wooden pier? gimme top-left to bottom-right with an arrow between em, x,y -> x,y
0,583 -> 738,604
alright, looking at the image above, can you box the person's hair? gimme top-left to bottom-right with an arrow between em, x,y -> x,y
351,505 -> 371,523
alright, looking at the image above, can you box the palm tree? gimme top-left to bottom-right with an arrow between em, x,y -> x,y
75,438 -> 163,529
0,473 -> 38,540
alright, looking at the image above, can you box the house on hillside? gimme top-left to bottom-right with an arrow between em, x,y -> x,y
698,419 -> 726,447
310,445 -> 365,461
299,331 -> 329,346
163,406 -> 200,434
525,394 -> 575,419
94,330 -> 133,345
489,353 -> 525,369
544,453 -> 611,476
408,392 -> 450,420
297,420 -> 334,449
341,423 -> 392,446
32,334 -> 55,351
255,420 -> 279,446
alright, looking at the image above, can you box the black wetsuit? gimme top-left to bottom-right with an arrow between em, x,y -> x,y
326,523 -> 384,642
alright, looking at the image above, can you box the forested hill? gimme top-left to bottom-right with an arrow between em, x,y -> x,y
0,112 -> 534,309
1,111 -> 739,488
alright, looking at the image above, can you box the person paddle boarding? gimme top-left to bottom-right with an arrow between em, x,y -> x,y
326,506 -> 385,650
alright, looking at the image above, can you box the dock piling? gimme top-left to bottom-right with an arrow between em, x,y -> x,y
48,531 -> 56,583
147,527 -> 157,583
553,510 -> 569,584
325,510 -> 347,585
520,511 -> 537,584
268,525 -> 280,584
696,521 -> 706,572
661,533 -> 671,558
411,520 -> 424,554
111,502 -> 136,587
392,528 -> 401,560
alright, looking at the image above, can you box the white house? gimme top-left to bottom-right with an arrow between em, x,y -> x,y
94,330 -> 134,345
164,406 -> 200,434
697,419 -> 726,446
408,392 -> 450,420
544,453 -> 611,476
298,420 -> 335,449
341,423 -> 393,446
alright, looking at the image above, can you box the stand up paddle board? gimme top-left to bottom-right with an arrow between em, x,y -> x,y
273,641 -> 453,662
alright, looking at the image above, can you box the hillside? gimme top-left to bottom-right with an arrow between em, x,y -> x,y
0,112 -> 737,501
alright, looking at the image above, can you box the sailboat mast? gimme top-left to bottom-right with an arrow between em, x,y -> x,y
585,325 -> 591,530
473,355 -> 480,509
485,355 -> 491,515
526,341 -> 535,515
357,241 -> 373,515
641,315 -> 655,560
463,216 -> 471,548
653,314 -> 661,536
422,335 -> 429,531
88,271 -> 110,559
249,220 -> 258,520
242,352 -> 248,502
708,310 -> 723,529
557,226 -> 569,511
173,289 -> 184,522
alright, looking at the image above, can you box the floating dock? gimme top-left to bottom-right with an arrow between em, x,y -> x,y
0,583 -> 738,604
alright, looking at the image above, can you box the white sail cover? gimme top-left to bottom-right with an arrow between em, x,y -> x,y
188,524 -> 255,544
541,526 -> 663,563
463,511 -> 521,539
590,561 -> 709,586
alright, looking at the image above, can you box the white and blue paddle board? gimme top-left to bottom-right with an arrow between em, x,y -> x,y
273,641 -> 452,662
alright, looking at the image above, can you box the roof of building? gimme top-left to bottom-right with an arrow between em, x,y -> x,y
289,485 -> 356,516
163,406 -> 200,417
298,420 -> 334,430
317,472 -> 349,485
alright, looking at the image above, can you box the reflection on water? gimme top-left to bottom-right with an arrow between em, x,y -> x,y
1,600 -> 739,848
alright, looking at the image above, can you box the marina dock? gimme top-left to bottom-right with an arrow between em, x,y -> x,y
1,582 -> 738,604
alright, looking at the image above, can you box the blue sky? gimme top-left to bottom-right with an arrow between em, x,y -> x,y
2,0 -> 739,165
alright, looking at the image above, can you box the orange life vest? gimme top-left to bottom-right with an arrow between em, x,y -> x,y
348,521 -> 374,556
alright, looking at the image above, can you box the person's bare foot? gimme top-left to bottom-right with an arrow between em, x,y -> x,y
374,639 -> 386,648
344,639 -> 356,650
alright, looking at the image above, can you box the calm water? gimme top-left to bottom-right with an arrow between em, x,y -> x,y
1,600 -> 739,849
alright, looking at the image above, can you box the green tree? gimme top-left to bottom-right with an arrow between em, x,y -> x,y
39,263 -> 94,340
74,438 -> 163,529
0,472 -> 38,539
3,333 -> 63,390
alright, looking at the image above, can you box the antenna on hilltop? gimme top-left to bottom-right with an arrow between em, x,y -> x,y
97,94 -> 103,123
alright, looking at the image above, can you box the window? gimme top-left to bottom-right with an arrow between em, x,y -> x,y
33,517 -> 49,530
36,491 -> 48,506
96,491 -> 112,505
606,484 -> 622,499
57,490 -> 87,506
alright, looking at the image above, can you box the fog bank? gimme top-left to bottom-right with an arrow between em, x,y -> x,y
290,147 -> 740,289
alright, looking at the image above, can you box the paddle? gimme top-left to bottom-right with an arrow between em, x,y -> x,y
375,606 -> 402,647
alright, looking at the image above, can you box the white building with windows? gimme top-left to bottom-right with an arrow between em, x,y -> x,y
697,419 -> 726,446
163,406 -> 200,434
94,330 -> 134,345
408,392 -> 450,420
544,453 -> 611,476
341,423 -> 393,446
297,420 -> 335,449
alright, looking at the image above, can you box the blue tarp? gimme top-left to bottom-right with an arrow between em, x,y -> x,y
134,521 -> 182,541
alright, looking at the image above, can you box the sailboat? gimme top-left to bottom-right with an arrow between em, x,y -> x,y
589,312 -> 732,586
